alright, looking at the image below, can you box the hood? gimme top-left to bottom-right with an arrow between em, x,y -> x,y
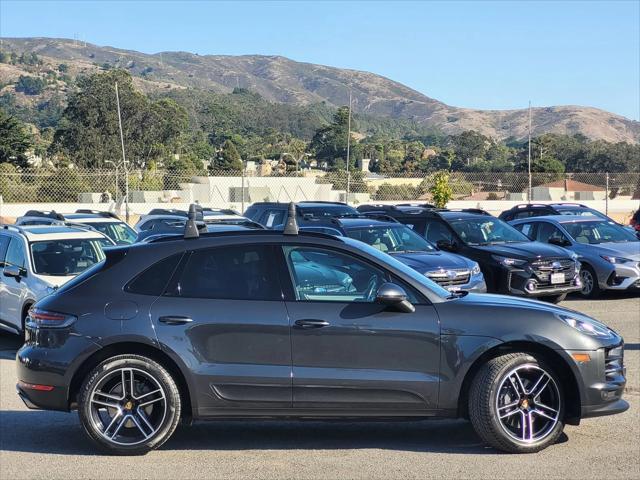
474,241 -> 570,260
36,274 -> 75,288
582,241 -> 640,260
452,292 -> 586,316
390,250 -> 473,272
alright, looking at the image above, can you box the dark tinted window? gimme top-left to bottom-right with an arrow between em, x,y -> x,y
126,254 -> 182,296
169,245 -> 280,300
514,211 -> 532,219
262,209 -> 286,228
6,238 -> 27,270
424,220 -> 454,244
0,234 -> 10,267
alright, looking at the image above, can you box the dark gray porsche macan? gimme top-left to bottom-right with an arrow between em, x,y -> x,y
16,207 -> 628,455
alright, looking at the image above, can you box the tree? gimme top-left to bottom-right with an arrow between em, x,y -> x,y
216,140 -> 243,172
0,108 -> 33,167
310,106 -> 356,169
50,70 -> 188,169
15,75 -> 47,95
429,171 -> 454,208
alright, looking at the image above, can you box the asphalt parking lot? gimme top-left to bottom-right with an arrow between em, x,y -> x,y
1,293 -> 638,480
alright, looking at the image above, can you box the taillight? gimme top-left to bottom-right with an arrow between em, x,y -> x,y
28,307 -> 77,328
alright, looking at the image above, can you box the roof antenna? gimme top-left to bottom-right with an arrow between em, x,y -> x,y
184,204 -> 201,239
283,202 -> 299,235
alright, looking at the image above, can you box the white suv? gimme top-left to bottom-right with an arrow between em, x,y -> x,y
0,224 -> 114,335
15,210 -> 137,245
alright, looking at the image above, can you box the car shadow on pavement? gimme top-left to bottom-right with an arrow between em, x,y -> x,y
0,410 -> 539,456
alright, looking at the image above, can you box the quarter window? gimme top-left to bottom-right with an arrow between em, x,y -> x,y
283,246 -> 386,302
126,254 -> 183,296
168,245 -> 280,300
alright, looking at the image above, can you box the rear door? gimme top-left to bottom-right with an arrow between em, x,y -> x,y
150,244 -> 292,415
0,236 -> 27,329
280,244 -> 440,411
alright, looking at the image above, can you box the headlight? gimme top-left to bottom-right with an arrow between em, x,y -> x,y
492,255 -> 527,267
556,313 -> 613,338
600,255 -> 632,264
471,263 -> 482,275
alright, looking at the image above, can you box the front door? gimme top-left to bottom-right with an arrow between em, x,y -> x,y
281,245 -> 440,411
150,244 -> 292,416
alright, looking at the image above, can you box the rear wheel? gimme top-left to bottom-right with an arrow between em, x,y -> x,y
469,353 -> 565,453
78,355 -> 181,455
579,265 -> 600,298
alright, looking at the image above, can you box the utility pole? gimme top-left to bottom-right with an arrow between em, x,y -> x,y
345,88 -> 352,204
115,82 -> 130,222
528,101 -> 532,203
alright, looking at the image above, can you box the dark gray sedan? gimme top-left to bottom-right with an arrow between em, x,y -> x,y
510,215 -> 640,298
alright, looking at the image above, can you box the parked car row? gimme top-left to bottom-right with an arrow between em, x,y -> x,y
15,202 -> 628,455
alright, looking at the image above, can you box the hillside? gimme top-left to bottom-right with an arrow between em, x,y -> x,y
1,37 -> 639,143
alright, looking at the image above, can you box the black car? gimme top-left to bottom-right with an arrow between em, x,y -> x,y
244,201 -> 359,229
299,216 -> 486,292
17,205 -> 627,455
357,205 -> 582,302
499,203 -> 614,222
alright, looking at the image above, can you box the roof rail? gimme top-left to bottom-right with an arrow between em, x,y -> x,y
149,208 -> 188,217
356,213 -> 400,223
184,204 -> 207,239
23,210 -> 65,221
283,202 -> 299,235
549,202 -> 588,207
444,208 -> 492,216
396,203 -> 436,209
75,209 -> 120,219
1,224 -> 27,233
511,203 -> 550,209
298,200 -> 349,206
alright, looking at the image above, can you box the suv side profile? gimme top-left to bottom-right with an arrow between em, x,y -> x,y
499,203 -> 612,222
244,201 -> 359,229
17,205 -> 627,455
0,224 -> 114,335
16,210 -> 137,245
357,205 -> 581,302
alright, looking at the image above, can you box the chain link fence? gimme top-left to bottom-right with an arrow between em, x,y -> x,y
1,168 -> 639,221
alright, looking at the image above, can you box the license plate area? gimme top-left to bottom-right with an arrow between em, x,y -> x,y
550,272 -> 565,284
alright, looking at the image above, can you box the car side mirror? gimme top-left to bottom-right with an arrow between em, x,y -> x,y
548,237 -> 571,247
436,239 -> 456,251
3,264 -> 24,280
375,282 -> 415,313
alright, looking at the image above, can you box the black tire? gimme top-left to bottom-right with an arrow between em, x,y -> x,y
579,265 -> 600,299
78,354 -> 181,455
542,293 -> 566,304
469,353 -> 565,453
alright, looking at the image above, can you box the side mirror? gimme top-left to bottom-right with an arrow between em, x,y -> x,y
3,265 -> 24,280
436,239 -> 456,251
548,237 -> 571,247
375,282 -> 415,313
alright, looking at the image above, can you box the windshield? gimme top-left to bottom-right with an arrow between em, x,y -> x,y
31,238 -> 108,276
562,220 -> 639,244
449,217 -> 529,245
558,208 -> 608,219
89,222 -> 137,245
345,225 -> 436,253
341,237 -> 451,299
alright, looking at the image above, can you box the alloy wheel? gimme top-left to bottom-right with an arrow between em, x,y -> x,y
88,367 -> 167,446
495,364 -> 561,444
580,269 -> 594,296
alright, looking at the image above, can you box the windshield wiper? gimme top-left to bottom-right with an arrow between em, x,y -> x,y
446,290 -> 469,300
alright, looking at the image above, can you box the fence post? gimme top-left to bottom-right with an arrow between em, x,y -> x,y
241,163 -> 246,213
605,172 -> 609,216
346,169 -> 351,205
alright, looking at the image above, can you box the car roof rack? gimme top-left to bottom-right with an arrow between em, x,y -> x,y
23,210 -> 65,221
183,204 -> 207,239
396,202 -> 436,209
148,208 -> 189,217
75,209 -> 120,219
297,200 -> 349,206
549,202 -> 588,207
442,208 -> 492,216
510,203 -> 554,209
283,203 -> 299,235
354,213 -> 400,223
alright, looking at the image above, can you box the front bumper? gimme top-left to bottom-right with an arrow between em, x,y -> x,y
602,262 -> 640,291
505,265 -> 582,297
566,342 -> 628,420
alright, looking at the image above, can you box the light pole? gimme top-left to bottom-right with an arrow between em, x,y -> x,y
115,81 -> 130,222
527,101 -> 532,203
345,88 -> 352,204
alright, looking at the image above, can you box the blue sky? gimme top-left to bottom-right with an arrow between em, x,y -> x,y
1,0 -> 638,119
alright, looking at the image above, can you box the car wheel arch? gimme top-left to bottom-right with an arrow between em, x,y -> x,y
21,300 -> 35,331
456,340 -> 582,425
68,341 -> 194,424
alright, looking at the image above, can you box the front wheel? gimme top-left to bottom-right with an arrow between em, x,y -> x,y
469,353 -> 565,453
78,355 -> 181,455
579,265 -> 600,298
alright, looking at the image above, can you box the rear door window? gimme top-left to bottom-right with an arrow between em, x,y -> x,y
262,210 -> 286,228
167,245 -> 281,300
5,238 -> 26,270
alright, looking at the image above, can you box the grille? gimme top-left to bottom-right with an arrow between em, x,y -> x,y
604,346 -> 625,383
426,269 -> 471,287
531,258 -> 575,286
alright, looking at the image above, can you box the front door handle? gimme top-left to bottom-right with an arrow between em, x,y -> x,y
159,315 -> 193,325
294,319 -> 330,329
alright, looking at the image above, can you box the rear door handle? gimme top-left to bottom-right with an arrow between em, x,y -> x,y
159,315 -> 193,325
294,319 -> 330,329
